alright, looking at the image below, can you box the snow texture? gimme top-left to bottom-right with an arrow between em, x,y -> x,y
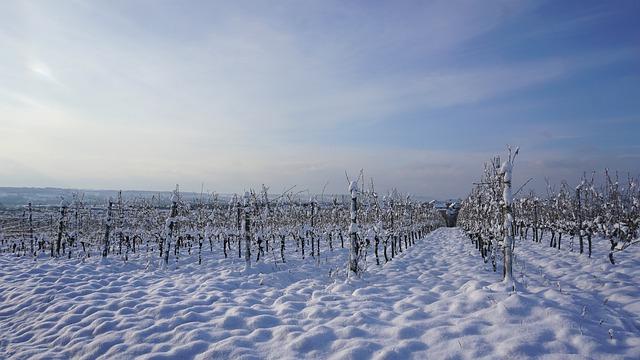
349,181 -> 358,199
500,161 -> 512,183
1,228 -> 640,359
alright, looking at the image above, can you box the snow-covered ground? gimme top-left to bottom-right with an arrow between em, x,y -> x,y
1,227 -> 639,359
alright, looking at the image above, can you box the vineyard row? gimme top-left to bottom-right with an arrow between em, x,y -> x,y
0,184 -> 446,274
458,150 -> 640,277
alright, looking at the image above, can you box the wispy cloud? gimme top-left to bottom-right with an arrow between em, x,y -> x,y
1,1 -> 638,197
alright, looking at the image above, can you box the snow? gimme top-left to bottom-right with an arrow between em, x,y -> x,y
2,228 -> 640,359
349,181 -> 358,199
500,161 -> 512,183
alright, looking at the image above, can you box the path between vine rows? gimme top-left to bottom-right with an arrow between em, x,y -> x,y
1,227 -> 639,359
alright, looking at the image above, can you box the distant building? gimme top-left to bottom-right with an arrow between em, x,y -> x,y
431,199 -> 462,227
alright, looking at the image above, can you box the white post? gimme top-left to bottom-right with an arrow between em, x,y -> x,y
501,147 -> 518,290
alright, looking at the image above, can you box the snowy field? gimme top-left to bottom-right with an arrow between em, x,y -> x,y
1,227 -> 639,359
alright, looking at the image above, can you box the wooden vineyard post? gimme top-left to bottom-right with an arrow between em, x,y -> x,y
349,181 -> 359,276
103,197 -> 113,258
576,183 -> 584,254
243,191 -> 252,270
28,202 -> 34,259
56,199 -> 68,257
164,192 -> 178,264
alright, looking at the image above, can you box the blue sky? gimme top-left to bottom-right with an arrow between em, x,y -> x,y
1,0 -> 639,199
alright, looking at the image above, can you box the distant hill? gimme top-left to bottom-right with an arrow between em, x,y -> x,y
0,187 -> 198,209
0,187 -> 440,210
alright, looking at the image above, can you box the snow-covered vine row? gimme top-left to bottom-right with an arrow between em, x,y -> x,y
459,154 -> 640,267
0,184 -> 445,273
